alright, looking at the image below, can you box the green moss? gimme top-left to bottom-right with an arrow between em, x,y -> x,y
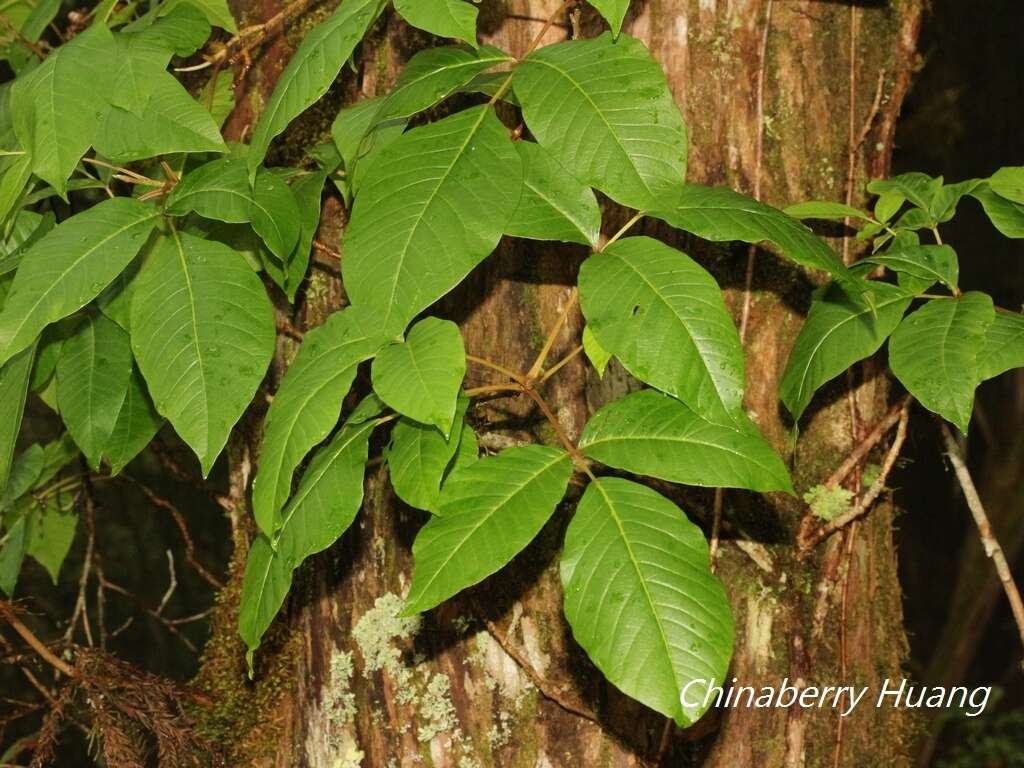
803,484 -> 853,521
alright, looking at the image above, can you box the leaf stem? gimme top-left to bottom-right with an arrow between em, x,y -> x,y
526,292 -> 577,382
487,0 -> 574,106
601,211 -> 643,251
466,354 -> 528,386
537,344 -> 583,385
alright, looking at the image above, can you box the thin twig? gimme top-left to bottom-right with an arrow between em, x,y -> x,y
825,395 -> 912,490
738,0 -> 773,342
708,488 -> 724,573
0,603 -> 76,679
122,475 -> 224,589
800,405 -> 909,550
481,614 -> 599,724
939,421 -> 1024,661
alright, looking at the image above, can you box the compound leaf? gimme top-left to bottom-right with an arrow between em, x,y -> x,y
251,306 -> 383,536
0,197 -> 159,366
342,105 -> 522,336
579,236 -> 744,422
240,410 -> 377,659
588,0 -> 630,36
247,0 -> 385,175
387,398 -> 467,513
978,311 -> 1024,382
0,345 -> 35,496
859,244 -> 958,293
561,477 -> 733,727
889,293 -> 995,433
513,32 -> 686,211
55,313 -> 132,470
105,364 -> 163,475
780,282 -> 914,421
403,445 -> 572,615
371,317 -> 465,436
506,141 -> 601,246
131,231 -> 275,476
650,184 -> 851,281
580,389 -> 792,493
10,24 -> 118,194
394,0 -> 478,47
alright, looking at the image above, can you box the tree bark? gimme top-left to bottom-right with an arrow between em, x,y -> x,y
195,1 -> 925,765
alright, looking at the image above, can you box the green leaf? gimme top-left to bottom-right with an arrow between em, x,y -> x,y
971,183 -> 1024,239
36,433 -> 78,487
105,365 -> 163,475
251,306 -> 383,535
282,169 -> 326,301
333,45 -> 511,192
93,72 -> 227,162
199,68 -> 236,128
372,317 -> 465,436
505,141 -> 601,246
0,345 -> 34,496
342,105 -> 522,336
561,477 -> 733,727
160,0 -> 237,33
579,390 -> 793,493
859,244 -> 958,293
582,325 -> 611,377
0,513 -> 27,596
137,2 -> 211,55
513,32 -> 686,211
394,0 -> 478,47
990,166 -> 1024,204
450,419 -> 478,471
402,445 -> 571,615
889,293 -> 995,433
2,445 -> 43,509
978,311 -> 1024,382
783,201 -> 871,221
27,498 -> 77,584
780,282 -> 914,422
247,0 -> 385,175
56,313 -> 132,470
0,152 -> 32,225
588,0 -> 630,36
131,231 -> 275,476
0,197 -> 159,366
650,185 -> 852,281
867,172 -> 942,212
240,410 -> 377,657
579,236 -> 745,421
929,179 -> 983,223
10,24 -> 119,193
874,190 -> 904,223
387,398 -> 468,513
166,158 -> 301,261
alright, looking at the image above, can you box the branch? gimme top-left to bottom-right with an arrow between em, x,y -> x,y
939,421 -> 1024,662
479,613 -> 599,725
799,403 -> 909,550
0,603 -> 76,679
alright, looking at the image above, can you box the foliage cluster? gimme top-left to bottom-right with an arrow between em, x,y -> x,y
1,0 -> 1022,737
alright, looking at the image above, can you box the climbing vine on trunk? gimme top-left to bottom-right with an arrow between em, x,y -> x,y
0,0 -> 1022,761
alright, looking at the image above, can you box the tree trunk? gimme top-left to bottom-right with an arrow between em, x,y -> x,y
194,1 -> 925,765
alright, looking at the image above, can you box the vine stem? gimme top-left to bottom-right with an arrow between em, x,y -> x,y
488,0 -> 574,106
0,602 -> 76,679
938,421 -> 1024,662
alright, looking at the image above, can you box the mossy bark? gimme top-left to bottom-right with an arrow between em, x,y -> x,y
196,1 -> 925,765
